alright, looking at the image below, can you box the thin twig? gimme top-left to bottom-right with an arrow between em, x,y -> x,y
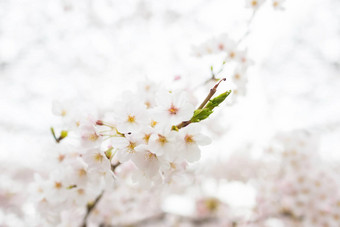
81,191 -> 104,227
208,10 -> 258,83
102,212 -> 218,227
197,78 -> 226,110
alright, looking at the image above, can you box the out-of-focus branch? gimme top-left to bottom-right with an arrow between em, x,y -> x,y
81,192 -> 104,227
102,212 -> 218,227
111,162 -> 121,172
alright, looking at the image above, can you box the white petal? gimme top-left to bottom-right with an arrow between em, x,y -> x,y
195,134 -> 212,146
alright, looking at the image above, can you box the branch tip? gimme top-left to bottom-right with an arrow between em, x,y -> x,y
213,78 -> 226,89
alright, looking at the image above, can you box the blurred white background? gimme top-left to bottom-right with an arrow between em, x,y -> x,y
1,0 -> 340,222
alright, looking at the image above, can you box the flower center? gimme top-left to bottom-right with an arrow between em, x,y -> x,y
170,162 -> 176,169
58,154 -> 65,162
143,133 -> 151,144
205,198 -> 219,212
145,101 -> 151,108
185,134 -> 195,144
127,141 -> 136,153
55,182 -> 62,189
144,151 -> 157,161
127,115 -> 136,123
95,153 -> 103,162
158,134 -> 168,145
77,189 -> 85,195
78,169 -> 87,177
61,110 -> 67,117
168,104 -> 178,115
88,133 -> 99,141
150,120 -> 158,127
251,0 -> 258,6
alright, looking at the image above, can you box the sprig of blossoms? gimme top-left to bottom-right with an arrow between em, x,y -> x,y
193,34 -> 252,102
31,78 -> 230,226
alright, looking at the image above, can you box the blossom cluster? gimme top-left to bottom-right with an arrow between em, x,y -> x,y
253,131 -> 340,226
30,79 -> 230,226
193,33 -> 252,101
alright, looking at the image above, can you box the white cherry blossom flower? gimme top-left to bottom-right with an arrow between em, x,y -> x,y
147,124 -> 177,159
82,148 -> 111,174
113,93 -> 149,133
245,0 -> 266,10
133,144 -> 169,178
176,124 -> 211,162
154,90 -> 195,125
272,0 -> 285,10
111,135 -> 142,163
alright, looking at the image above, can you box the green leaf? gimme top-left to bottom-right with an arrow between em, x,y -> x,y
205,90 -> 231,110
191,108 -> 213,123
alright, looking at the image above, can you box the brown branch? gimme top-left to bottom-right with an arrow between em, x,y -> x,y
176,78 -> 226,130
111,162 -> 121,172
102,212 -> 218,227
197,78 -> 226,110
81,191 -> 104,227
80,163 -> 120,227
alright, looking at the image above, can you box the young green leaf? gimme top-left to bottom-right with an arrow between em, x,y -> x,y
205,90 -> 231,110
191,108 -> 214,123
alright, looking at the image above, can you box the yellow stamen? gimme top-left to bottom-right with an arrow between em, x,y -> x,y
144,151 -> 157,161
205,198 -> 219,212
158,134 -> 167,145
78,169 -> 87,177
89,133 -> 99,141
168,104 -> 178,115
145,101 -> 151,109
55,182 -> 62,189
95,153 -> 103,162
127,115 -> 136,123
143,133 -> 151,144
170,162 -> 176,169
77,189 -> 85,195
185,134 -> 195,144
127,141 -> 136,153
61,110 -> 67,117
150,120 -> 158,128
